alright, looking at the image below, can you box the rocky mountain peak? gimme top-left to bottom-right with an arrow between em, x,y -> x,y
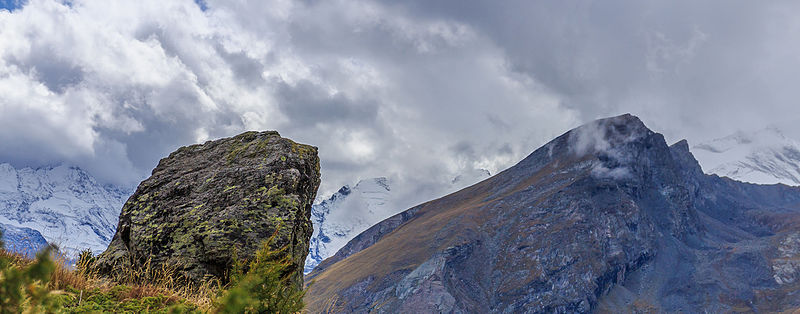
567,113 -> 652,157
306,114 -> 800,313
669,139 -> 705,178
510,114 -> 658,180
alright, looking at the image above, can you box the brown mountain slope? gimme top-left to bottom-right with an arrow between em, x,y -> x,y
305,114 -> 800,313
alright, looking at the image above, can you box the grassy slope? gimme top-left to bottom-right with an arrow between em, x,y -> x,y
0,247 -> 213,313
1,234 -> 307,313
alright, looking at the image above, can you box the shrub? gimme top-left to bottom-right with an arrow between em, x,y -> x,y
76,248 -> 97,276
0,229 -> 59,313
215,234 -> 305,314
0,229 -> 307,313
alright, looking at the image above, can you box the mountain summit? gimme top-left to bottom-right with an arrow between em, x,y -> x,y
305,114 -> 800,313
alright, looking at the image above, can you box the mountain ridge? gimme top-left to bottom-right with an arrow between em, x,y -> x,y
306,171 -> 492,274
305,114 -> 800,313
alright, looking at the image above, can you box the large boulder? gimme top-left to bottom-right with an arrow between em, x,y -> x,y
96,131 -> 320,288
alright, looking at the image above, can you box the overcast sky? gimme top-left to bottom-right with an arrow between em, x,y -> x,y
1,0 -> 800,199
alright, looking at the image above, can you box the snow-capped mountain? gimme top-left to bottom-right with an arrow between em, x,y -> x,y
305,177 -> 392,274
0,163 -> 130,256
692,127 -> 800,186
305,170 -> 491,274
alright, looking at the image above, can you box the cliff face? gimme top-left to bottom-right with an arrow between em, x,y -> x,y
96,131 -> 320,288
305,114 -> 800,313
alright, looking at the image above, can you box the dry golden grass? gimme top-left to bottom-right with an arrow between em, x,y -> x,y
0,247 -> 29,267
93,254 -> 222,309
2,247 -> 220,311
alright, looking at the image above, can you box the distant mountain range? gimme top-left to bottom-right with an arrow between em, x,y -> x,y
305,170 -> 491,274
693,127 -> 800,186
0,163 -> 130,256
305,114 -> 800,313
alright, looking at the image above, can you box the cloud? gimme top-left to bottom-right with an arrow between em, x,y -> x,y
567,115 -> 652,180
0,0 -> 578,199
274,79 -> 379,127
2,0 -> 799,207
388,0 -> 800,142
591,165 -> 632,181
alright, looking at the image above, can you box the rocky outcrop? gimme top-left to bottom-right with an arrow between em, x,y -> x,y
95,131 -> 320,288
305,114 -> 800,313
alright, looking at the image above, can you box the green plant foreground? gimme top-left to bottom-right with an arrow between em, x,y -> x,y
0,230 -> 306,313
33,286 -> 195,314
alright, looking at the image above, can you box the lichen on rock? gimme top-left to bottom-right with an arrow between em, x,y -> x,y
95,131 -> 320,289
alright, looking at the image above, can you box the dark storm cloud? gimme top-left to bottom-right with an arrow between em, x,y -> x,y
275,79 -> 379,127
375,0 -> 800,142
450,141 -> 476,161
9,52 -> 84,93
216,46 -> 266,86
497,143 -> 513,156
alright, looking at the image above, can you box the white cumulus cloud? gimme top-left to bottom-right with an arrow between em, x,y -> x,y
0,0 -> 580,200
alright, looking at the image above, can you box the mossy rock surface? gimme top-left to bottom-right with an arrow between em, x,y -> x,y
95,131 -> 320,288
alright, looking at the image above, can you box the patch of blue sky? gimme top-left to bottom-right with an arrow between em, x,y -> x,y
0,0 -> 25,12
